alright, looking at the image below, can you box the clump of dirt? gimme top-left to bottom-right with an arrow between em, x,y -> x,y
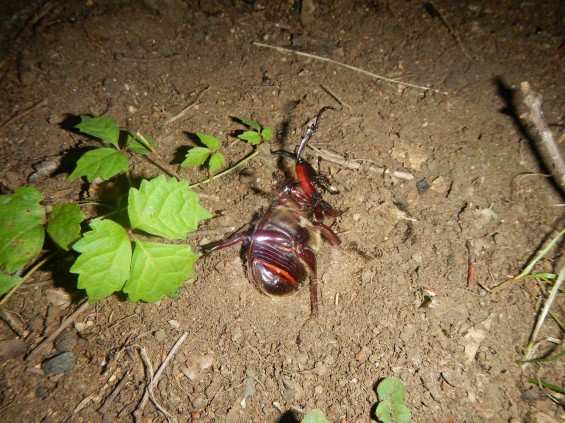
1,1 -> 564,422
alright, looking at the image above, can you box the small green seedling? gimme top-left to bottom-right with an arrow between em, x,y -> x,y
70,115 -> 157,182
181,133 -> 225,174
374,378 -> 411,423
302,409 -> 329,423
233,116 -> 273,145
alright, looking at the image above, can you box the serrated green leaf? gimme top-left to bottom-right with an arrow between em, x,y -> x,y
125,132 -> 157,154
302,409 -> 329,423
181,147 -> 211,168
261,126 -> 273,141
196,133 -> 222,150
0,187 -> 45,273
128,175 -> 213,240
69,148 -> 129,181
76,116 -> 120,147
0,272 -> 23,297
208,152 -> 225,173
47,203 -> 85,251
70,220 -> 132,303
235,116 -> 261,132
124,240 -> 198,302
238,130 -> 262,145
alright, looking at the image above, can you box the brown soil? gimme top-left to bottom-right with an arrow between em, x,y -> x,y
1,1 -> 564,422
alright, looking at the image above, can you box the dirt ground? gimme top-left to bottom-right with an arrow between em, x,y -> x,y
0,1 -> 564,422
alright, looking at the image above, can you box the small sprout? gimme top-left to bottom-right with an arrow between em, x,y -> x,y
181,133 -> 226,174
234,116 -> 273,145
302,409 -> 329,423
374,378 -> 411,423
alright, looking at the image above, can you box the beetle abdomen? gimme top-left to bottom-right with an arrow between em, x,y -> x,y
249,241 -> 308,296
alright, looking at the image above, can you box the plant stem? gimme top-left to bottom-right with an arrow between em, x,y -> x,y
188,148 -> 259,189
0,254 -> 52,306
135,132 -> 181,180
522,266 -> 565,362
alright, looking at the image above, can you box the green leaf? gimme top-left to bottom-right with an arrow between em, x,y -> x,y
70,220 -> 132,303
261,126 -> 273,141
69,148 -> 129,181
238,130 -> 262,145
47,203 -> 85,251
376,402 -> 392,423
76,116 -> 120,148
302,409 -> 329,423
208,152 -> 225,173
181,147 -> 211,168
0,187 -> 45,273
128,175 -> 212,240
196,133 -> 222,150
375,378 -> 411,423
235,116 -> 261,132
124,240 -> 198,302
0,272 -> 23,297
125,132 -> 158,154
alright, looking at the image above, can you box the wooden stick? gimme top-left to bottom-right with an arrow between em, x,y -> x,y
133,332 -> 188,423
521,81 -> 565,192
253,42 -> 447,95
308,145 -> 414,180
26,299 -> 91,362
0,98 -> 48,130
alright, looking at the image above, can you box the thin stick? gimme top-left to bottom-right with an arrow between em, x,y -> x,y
99,371 -> 132,416
0,254 -> 52,306
308,145 -> 414,180
430,2 -> 472,61
0,98 -> 48,130
188,149 -> 259,188
164,86 -> 210,126
253,42 -> 447,95
522,266 -> 565,363
466,239 -> 476,289
133,332 -> 188,423
135,132 -> 181,180
521,81 -> 565,192
26,299 -> 92,362
320,84 -> 352,111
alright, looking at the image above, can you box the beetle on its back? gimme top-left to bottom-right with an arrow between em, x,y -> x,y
202,107 -> 341,316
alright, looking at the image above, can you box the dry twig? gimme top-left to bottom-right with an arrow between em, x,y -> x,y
0,98 -> 48,130
520,81 -> 565,192
253,42 -> 447,95
133,331 -> 188,423
26,299 -> 92,362
308,145 -> 414,180
99,371 -> 132,416
163,86 -> 209,126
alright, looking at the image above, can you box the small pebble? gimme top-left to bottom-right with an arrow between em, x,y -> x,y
54,331 -> 77,352
153,329 -> 166,342
416,178 -> 430,194
42,352 -> 75,375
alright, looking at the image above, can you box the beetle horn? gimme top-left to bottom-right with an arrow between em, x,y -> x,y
295,106 -> 333,162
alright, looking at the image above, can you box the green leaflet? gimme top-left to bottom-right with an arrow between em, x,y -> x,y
76,115 -> 120,147
69,148 -> 129,181
124,240 -> 198,302
47,203 -> 84,251
0,187 -> 45,273
128,175 -> 212,240
70,220 -> 132,303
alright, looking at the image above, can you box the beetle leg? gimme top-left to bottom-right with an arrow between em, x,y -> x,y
297,248 -> 319,317
200,224 -> 252,254
312,221 -> 341,246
